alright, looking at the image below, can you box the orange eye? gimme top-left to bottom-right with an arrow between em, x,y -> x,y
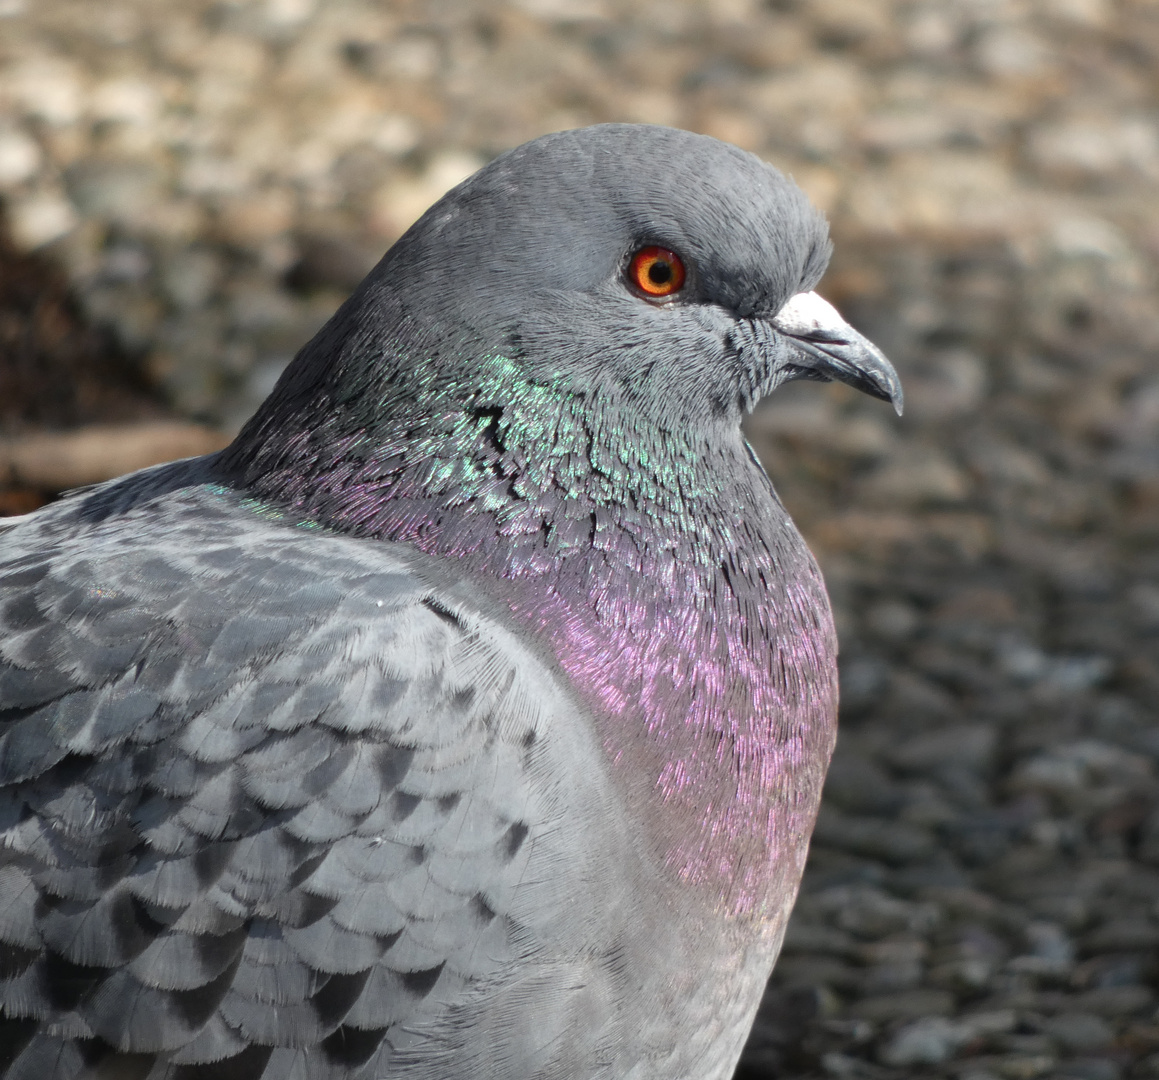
628,245 -> 686,299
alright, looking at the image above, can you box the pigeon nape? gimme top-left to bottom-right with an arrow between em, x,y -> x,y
0,124 -> 900,1080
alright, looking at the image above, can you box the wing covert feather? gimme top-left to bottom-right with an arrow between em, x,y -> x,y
0,483 -> 637,1079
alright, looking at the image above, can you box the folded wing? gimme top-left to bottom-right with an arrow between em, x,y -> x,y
0,482 -> 630,1080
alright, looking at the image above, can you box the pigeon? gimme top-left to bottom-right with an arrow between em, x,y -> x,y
0,124 -> 901,1080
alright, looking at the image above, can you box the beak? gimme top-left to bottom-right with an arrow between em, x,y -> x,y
771,291 -> 904,416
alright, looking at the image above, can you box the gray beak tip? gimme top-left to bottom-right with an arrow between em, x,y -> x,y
880,372 -> 904,417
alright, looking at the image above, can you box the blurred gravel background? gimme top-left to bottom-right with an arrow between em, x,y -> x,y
1,1 -> 1158,1077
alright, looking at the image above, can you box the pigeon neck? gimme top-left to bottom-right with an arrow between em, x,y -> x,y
224,353 -> 838,919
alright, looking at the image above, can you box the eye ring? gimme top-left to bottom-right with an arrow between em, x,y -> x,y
627,245 -> 686,300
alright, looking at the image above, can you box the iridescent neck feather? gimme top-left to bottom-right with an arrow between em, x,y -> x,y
223,352 -> 838,918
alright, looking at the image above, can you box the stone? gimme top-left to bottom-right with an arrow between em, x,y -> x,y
3,56 -> 84,125
215,188 -> 296,244
813,808 -> 937,865
837,657 -> 890,711
0,127 -> 40,185
1071,985 -> 1154,1017
0,423 -> 229,490
885,724 -> 997,773
773,956 -> 861,992
743,984 -> 836,1072
750,397 -> 895,459
859,960 -> 923,994
858,110 -> 957,155
904,349 -> 989,419
1082,917 -> 1159,952
1010,741 -> 1153,813
897,785 -> 960,828
878,1009 -> 1016,1066
814,884 -> 939,939
968,439 -> 1052,489
1012,921 -> 1075,974
857,937 -> 927,966
1042,1013 -> 1114,1052
822,754 -> 901,814
990,1052 -> 1059,1079
7,189 -> 76,249
91,77 -> 159,125
864,599 -> 920,641
859,449 -> 971,508
1054,1059 -> 1122,1080
877,670 -> 959,724
1028,116 -> 1159,184
961,1009 -> 1018,1039
854,989 -> 955,1023
64,158 -> 164,224
972,26 -> 1050,79
370,152 -> 486,239
878,1016 -> 961,1065
845,153 -> 1019,238
160,249 -> 223,311
932,587 -> 1021,647
181,156 -> 254,197
227,282 -> 298,333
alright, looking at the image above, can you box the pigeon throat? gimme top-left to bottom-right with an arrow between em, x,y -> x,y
225,353 -> 839,917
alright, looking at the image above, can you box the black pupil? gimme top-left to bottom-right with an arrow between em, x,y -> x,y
647,260 -> 672,285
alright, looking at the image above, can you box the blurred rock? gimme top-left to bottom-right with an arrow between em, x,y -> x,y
864,599 -> 920,641
855,989 -> 954,1023
1009,741 -> 1153,814
824,754 -> 901,815
370,151 -> 485,239
814,807 -> 937,865
1043,1012 -> 1114,1053
6,190 -> 76,249
215,188 -> 296,245
0,127 -> 39,185
879,1010 -> 1015,1066
886,724 -> 997,774
903,349 -> 989,420
878,1016 -> 961,1065
860,449 -> 972,508
64,158 -> 164,226
160,249 -> 224,311
1027,116 -> 1159,185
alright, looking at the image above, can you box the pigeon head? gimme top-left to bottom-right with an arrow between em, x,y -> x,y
414,125 -> 901,422
238,124 -> 899,457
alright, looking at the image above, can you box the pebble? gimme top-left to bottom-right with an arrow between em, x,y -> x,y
813,808 -> 936,866
64,159 -> 164,226
1042,1013 -> 1114,1053
6,190 -> 76,249
879,1016 -> 963,1065
885,724 -> 997,774
860,450 -> 972,509
855,989 -> 954,1023
0,127 -> 39,184
1056,1060 -> 1122,1080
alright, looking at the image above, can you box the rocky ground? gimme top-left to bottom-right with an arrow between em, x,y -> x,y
1,1 -> 1158,1077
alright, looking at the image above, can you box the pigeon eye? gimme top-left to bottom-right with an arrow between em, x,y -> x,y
628,246 -> 686,299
